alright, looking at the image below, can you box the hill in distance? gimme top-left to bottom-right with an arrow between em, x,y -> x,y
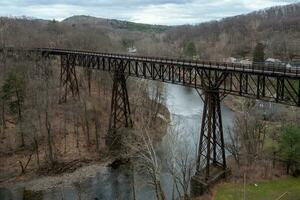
0,2 -> 299,59
62,15 -> 170,33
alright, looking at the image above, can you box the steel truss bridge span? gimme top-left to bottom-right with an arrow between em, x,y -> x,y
35,48 -> 300,106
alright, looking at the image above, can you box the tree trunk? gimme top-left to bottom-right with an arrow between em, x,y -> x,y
45,111 -> 54,166
74,117 -> 80,152
87,69 -> 91,96
158,182 -> 166,200
97,75 -> 101,96
154,180 -> 161,200
16,89 -> 24,147
95,118 -> 100,151
64,118 -> 67,154
19,122 -> 25,147
154,178 -> 165,200
38,113 -> 42,135
84,102 -> 90,147
272,151 -> 276,168
131,162 -> 136,200
85,119 -> 90,147
1,100 -> 5,135
19,153 -> 33,174
34,134 -> 40,168
286,162 -> 290,174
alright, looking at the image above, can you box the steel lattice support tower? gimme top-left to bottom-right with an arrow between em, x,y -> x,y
107,59 -> 133,146
192,70 -> 229,195
196,89 -> 226,179
60,54 -> 79,103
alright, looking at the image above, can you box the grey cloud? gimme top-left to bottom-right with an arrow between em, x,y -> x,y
0,0 -> 299,25
1,0 -> 194,7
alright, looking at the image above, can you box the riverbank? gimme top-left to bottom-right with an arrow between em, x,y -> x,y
2,161 -> 111,192
0,100 -> 170,190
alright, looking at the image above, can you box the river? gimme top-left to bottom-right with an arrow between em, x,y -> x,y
0,82 -> 234,200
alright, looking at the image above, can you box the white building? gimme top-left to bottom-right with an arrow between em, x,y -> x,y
265,58 -> 282,64
239,59 -> 252,65
128,47 -> 137,54
226,57 -> 238,63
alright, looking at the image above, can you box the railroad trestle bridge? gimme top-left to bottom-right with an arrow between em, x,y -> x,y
2,47 -> 300,195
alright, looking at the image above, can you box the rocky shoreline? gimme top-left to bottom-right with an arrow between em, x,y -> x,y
1,161 -> 111,192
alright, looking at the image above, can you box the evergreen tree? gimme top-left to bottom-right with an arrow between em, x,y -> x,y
183,41 -> 196,57
2,72 -> 26,146
253,42 -> 265,63
279,125 -> 300,175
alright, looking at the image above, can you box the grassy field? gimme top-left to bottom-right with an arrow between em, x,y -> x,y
215,177 -> 300,200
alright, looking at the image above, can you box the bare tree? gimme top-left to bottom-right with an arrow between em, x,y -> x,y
164,125 -> 197,200
82,101 -> 90,147
73,114 -> 80,151
38,53 -> 57,166
226,127 -> 241,167
45,110 -> 55,165
0,93 -> 5,136
126,126 -> 166,200
230,100 -> 267,166
93,106 -> 100,151
148,82 -> 165,122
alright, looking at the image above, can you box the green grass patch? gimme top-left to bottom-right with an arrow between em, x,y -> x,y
264,133 -> 278,150
215,177 -> 300,200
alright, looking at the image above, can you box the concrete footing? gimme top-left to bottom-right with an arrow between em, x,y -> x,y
191,166 -> 231,197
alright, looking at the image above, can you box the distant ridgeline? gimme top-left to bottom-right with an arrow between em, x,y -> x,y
0,3 -> 299,60
62,15 -> 170,33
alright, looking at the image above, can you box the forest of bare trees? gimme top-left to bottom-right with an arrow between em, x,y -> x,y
0,45 -> 172,183
164,3 -> 300,60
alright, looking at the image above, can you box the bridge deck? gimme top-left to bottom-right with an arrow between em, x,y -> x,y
37,48 -> 300,78
2,47 -> 300,106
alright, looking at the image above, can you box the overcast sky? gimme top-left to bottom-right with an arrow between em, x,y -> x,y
0,0 -> 299,25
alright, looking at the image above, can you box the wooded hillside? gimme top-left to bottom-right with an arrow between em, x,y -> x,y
1,3 -> 300,60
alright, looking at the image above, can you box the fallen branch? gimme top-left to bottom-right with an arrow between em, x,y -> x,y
275,192 -> 288,200
18,153 -> 33,174
37,159 -> 92,175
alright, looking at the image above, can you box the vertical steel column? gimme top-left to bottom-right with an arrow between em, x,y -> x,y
107,59 -> 133,146
195,70 -> 228,184
59,54 -> 79,103
196,89 -> 226,180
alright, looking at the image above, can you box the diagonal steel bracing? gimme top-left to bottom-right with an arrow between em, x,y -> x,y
106,59 -> 133,147
196,71 -> 228,182
196,90 -> 226,179
5,48 -> 300,106
60,54 -> 79,103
